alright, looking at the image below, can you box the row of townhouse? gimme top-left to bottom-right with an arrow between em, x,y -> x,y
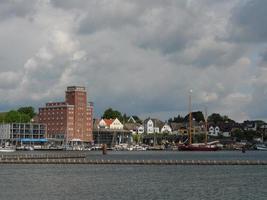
94,117 -> 172,134
93,117 -> 221,135
94,117 -> 266,137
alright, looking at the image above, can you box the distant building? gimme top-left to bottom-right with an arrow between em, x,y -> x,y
98,119 -> 112,129
123,122 -> 141,134
97,118 -> 123,130
127,116 -> 137,123
110,118 -> 124,129
145,119 -> 154,134
143,118 -> 164,134
137,125 -> 144,134
0,123 -> 47,144
242,121 -> 257,131
37,86 -> 93,143
209,126 -> 220,136
170,122 -> 184,134
161,123 -> 172,133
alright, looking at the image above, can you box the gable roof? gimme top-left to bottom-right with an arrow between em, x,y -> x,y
124,122 -> 141,131
143,118 -> 165,129
103,119 -> 114,126
127,116 -> 137,123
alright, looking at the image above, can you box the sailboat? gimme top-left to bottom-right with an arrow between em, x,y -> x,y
178,91 -> 219,151
178,141 -> 219,151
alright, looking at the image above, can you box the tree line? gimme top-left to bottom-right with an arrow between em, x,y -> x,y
168,112 -> 237,124
102,108 -> 238,125
0,107 -> 36,123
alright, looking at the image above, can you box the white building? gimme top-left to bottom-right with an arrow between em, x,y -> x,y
145,119 -> 154,134
209,126 -> 220,136
144,118 -> 163,134
110,118 -> 123,129
138,125 -> 144,134
161,123 -> 172,133
98,118 -> 123,130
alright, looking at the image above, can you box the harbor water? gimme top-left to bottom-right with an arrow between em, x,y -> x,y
0,151 -> 266,200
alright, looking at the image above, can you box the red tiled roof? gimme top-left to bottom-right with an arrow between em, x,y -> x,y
103,119 -> 114,126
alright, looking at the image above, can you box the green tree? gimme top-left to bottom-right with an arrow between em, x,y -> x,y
5,110 -> 31,123
193,111 -> 205,122
222,115 -> 235,123
102,108 -> 123,121
231,129 -> 245,141
168,115 -> 184,123
184,111 -> 205,123
17,106 -> 36,119
132,133 -> 141,144
5,110 -> 20,123
122,113 -> 128,123
0,112 -> 6,123
208,113 -> 224,124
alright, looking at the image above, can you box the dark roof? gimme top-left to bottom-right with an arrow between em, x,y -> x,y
124,123 -> 141,131
170,122 -> 184,130
143,118 -> 164,129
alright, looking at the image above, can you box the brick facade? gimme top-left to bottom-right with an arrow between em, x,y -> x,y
38,86 -> 93,142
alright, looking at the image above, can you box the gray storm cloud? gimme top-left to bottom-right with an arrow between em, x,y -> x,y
0,0 -> 266,122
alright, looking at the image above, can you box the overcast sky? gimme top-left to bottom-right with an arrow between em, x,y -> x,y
0,0 -> 267,122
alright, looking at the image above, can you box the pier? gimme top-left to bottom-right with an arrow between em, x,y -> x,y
0,153 -> 86,160
0,154 -> 266,165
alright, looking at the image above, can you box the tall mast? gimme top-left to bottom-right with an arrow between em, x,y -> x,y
204,106 -> 208,144
189,90 -> 192,145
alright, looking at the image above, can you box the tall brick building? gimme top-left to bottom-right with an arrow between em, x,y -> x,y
38,86 -> 93,143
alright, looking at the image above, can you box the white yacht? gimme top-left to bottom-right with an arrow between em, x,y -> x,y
255,144 -> 267,151
0,146 -> 16,153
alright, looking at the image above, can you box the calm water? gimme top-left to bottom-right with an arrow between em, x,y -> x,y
0,151 -> 266,200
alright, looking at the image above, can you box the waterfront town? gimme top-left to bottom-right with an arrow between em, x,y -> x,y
0,86 -> 266,152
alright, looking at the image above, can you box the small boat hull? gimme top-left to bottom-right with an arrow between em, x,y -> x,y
255,144 -> 267,151
0,147 -> 16,153
178,144 -> 219,151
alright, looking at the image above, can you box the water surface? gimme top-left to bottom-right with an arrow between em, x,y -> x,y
0,151 -> 266,200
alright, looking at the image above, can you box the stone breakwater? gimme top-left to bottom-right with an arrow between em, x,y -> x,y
0,155 -> 266,165
0,153 -> 86,160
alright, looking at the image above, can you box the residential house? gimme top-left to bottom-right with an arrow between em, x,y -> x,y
242,120 -> 258,131
161,123 -> 172,133
127,116 -> 137,123
98,118 -> 123,130
124,122 -> 141,134
170,122 -> 184,134
143,118 -> 164,134
209,125 -> 220,136
110,118 -> 123,129
137,125 -> 144,134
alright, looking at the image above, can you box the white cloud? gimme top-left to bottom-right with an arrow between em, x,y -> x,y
0,0 -> 266,122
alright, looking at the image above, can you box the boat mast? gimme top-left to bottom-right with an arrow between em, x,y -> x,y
189,90 -> 192,145
205,106 -> 208,144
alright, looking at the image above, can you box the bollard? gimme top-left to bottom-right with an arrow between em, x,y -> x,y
102,144 -> 107,155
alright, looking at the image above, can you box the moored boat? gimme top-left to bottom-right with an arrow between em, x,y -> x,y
0,146 -> 16,153
255,144 -> 267,151
178,143 -> 219,151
